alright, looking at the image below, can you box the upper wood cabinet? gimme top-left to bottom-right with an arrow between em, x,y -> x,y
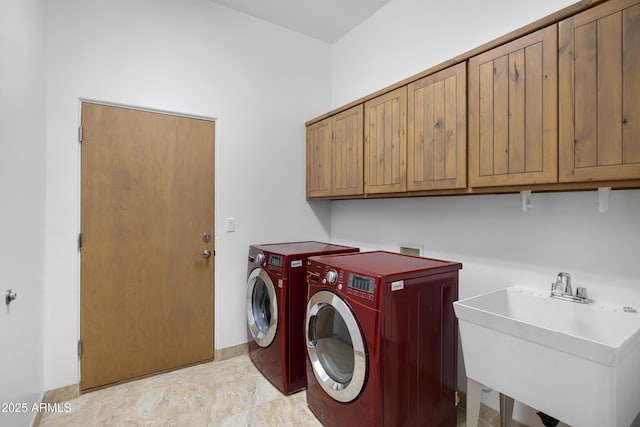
468,25 -> 558,187
408,63 -> 467,191
306,104 -> 364,198
306,118 -> 332,198
306,1 -> 640,200
364,87 -> 407,194
332,105 -> 364,196
559,0 -> 640,182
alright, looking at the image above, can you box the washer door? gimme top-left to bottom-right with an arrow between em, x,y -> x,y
306,290 -> 367,402
247,268 -> 278,347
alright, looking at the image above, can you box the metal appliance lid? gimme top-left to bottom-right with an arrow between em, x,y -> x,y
309,251 -> 462,280
252,241 -> 358,256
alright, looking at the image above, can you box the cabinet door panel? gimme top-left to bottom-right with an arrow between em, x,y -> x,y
365,87 -> 407,194
508,49 -> 526,174
332,105 -> 364,196
469,25 -> 557,187
623,4 -> 640,164
478,61 -> 495,177
573,21 -> 598,169
597,13 -> 623,167
559,0 -> 640,182
306,119 -> 332,198
525,42 -> 544,173
492,55 -> 510,176
444,76 -> 460,181
408,62 -> 466,191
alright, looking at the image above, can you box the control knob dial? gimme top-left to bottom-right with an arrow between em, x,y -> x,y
326,269 -> 338,285
255,253 -> 265,265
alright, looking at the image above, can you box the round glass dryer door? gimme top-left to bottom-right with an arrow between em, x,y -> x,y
306,290 -> 367,402
246,268 -> 278,347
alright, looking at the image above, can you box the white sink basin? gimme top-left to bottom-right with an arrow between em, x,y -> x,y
454,286 -> 640,427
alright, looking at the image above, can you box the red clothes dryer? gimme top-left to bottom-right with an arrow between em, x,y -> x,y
246,241 -> 359,395
305,251 -> 462,426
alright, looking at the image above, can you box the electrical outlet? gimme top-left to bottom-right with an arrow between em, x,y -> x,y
400,243 -> 423,256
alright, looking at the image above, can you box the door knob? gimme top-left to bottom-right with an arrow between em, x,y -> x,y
5,289 -> 17,305
197,249 -> 212,259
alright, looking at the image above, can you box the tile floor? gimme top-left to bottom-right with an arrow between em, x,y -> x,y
39,354 -> 502,426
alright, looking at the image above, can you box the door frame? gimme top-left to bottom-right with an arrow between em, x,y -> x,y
76,98 -> 217,387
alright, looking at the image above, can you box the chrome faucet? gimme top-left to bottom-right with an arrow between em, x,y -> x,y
553,272 -> 571,295
550,272 -> 588,304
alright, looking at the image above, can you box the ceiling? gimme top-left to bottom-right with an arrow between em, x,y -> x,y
208,0 -> 392,43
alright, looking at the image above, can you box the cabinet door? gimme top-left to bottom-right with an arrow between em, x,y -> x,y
306,118 -> 332,198
332,105 -> 364,196
559,0 -> 640,182
469,25 -> 557,187
408,63 -> 466,191
364,86 -> 407,194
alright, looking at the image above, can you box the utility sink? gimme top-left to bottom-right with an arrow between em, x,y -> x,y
454,286 -> 640,427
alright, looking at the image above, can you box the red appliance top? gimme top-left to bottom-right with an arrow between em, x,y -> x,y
311,251 -> 462,279
252,241 -> 358,256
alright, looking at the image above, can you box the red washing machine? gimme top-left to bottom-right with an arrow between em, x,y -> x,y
305,251 -> 462,426
246,241 -> 359,395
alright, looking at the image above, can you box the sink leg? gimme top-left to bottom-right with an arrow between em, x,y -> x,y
499,393 -> 514,427
466,378 -> 482,427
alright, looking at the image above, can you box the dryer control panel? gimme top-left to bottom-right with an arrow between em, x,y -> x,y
307,259 -> 380,308
263,252 -> 284,274
248,248 -> 285,277
347,273 -> 376,295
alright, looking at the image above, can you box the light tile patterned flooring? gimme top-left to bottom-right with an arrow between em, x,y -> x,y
39,354 -> 500,426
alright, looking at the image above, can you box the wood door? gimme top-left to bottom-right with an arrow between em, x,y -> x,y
469,25 -> 558,187
559,0 -> 640,182
408,62 -> 467,191
364,86 -> 407,194
80,103 -> 215,391
332,105 -> 364,196
306,118 -> 332,198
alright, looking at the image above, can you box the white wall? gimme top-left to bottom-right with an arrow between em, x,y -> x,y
0,0 -> 46,426
329,0 -> 640,425
332,0 -> 578,106
43,0 -> 332,391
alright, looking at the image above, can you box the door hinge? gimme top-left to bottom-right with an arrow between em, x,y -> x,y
78,126 -> 83,143
77,339 -> 82,358
455,390 -> 460,407
77,233 -> 82,251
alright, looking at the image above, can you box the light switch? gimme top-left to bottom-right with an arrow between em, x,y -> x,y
225,217 -> 236,232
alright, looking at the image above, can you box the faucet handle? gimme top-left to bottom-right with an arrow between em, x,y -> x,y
576,287 -> 588,300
